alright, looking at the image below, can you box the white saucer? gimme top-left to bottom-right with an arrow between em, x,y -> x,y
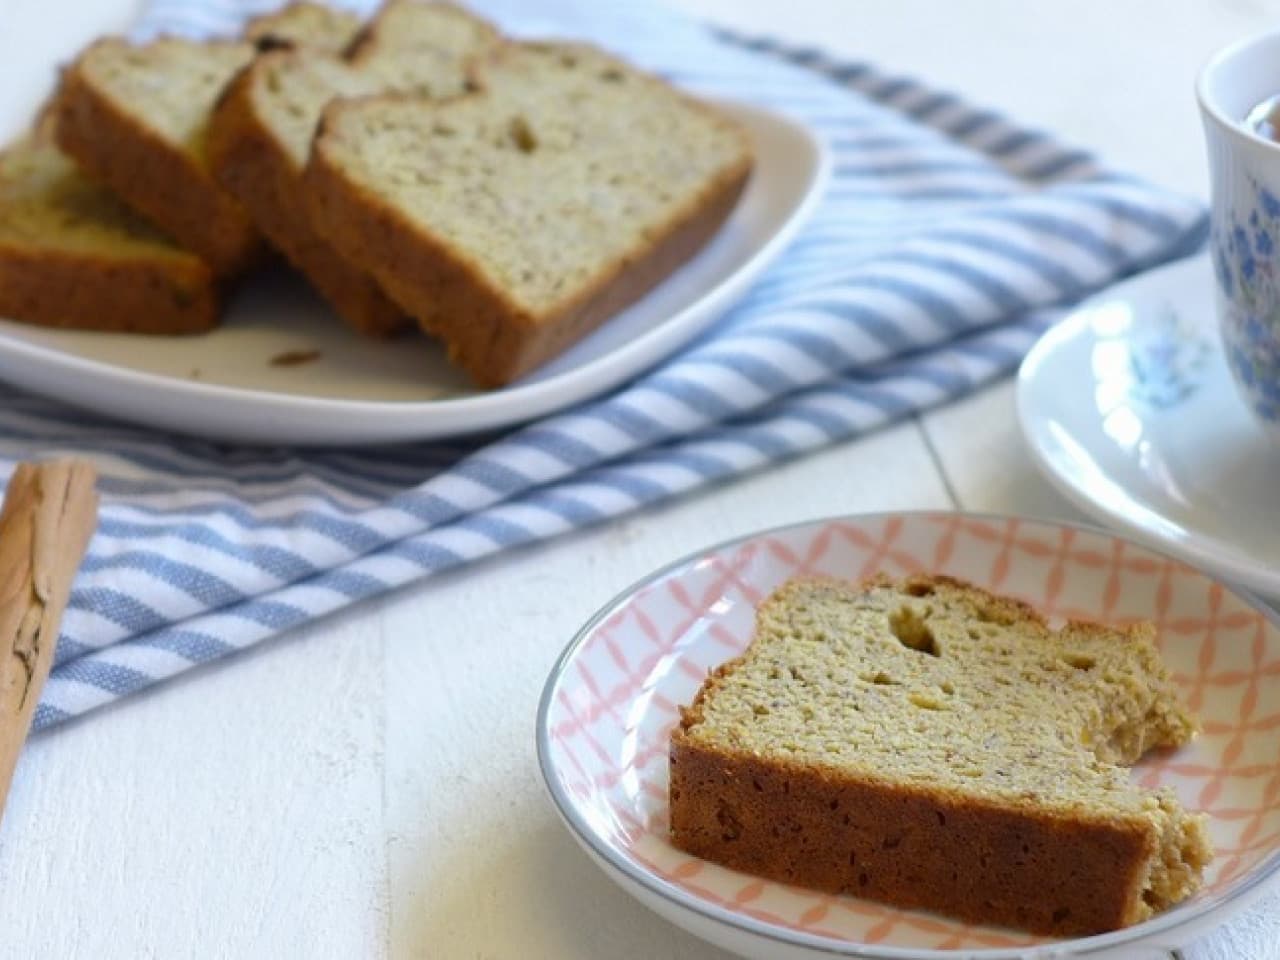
0,101 -> 828,446
1017,254 -> 1280,600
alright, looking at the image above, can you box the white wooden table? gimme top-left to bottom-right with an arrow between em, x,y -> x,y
0,1 -> 1273,957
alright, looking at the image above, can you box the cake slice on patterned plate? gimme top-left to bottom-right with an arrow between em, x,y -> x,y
669,573 -> 1211,936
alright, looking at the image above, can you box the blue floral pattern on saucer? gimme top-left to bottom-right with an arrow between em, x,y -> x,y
1212,179 -> 1280,422
1126,304 -> 1210,409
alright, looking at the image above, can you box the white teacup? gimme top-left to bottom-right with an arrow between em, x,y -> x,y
1198,31 -> 1280,433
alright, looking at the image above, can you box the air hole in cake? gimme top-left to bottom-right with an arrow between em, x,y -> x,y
866,671 -> 899,685
715,803 -> 741,841
253,35 -> 294,52
1062,652 -> 1096,671
508,116 -> 537,152
858,871 -> 870,887
939,681 -> 955,695
1052,907 -> 1071,925
935,810 -> 947,827
904,581 -> 935,597
889,606 -> 939,656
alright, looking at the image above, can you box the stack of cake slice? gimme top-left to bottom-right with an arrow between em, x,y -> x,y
0,0 -> 754,388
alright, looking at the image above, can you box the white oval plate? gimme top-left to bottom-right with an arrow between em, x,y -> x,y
0,101 -> 827,446
1017,254 -> 1280,601
536,512 -> 1280,960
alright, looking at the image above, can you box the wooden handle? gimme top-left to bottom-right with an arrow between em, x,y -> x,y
0,461 -> 97,817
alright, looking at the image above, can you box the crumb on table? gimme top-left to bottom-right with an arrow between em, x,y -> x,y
269,349 -> 322,367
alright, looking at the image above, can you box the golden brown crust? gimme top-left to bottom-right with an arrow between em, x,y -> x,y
668,736 -> 1153,936
0,243 -> 219,333
304,92 -> 752,387
52,41 -> 262,277
206,56 -> 407,336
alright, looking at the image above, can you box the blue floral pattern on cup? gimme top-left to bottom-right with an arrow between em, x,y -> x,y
1212,179 -> 1280,422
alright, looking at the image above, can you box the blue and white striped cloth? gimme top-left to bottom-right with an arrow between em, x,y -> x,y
22,0 -> 1206,729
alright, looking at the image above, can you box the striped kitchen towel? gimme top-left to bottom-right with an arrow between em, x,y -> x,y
17,0 -> 1205,728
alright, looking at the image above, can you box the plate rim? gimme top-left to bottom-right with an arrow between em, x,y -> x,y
1014,253 -> 1280,600
0,99 -> 831,445
535,508 -> 1280,959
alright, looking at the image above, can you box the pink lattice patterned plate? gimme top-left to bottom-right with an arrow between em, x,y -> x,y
536,513 -> 1280,960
